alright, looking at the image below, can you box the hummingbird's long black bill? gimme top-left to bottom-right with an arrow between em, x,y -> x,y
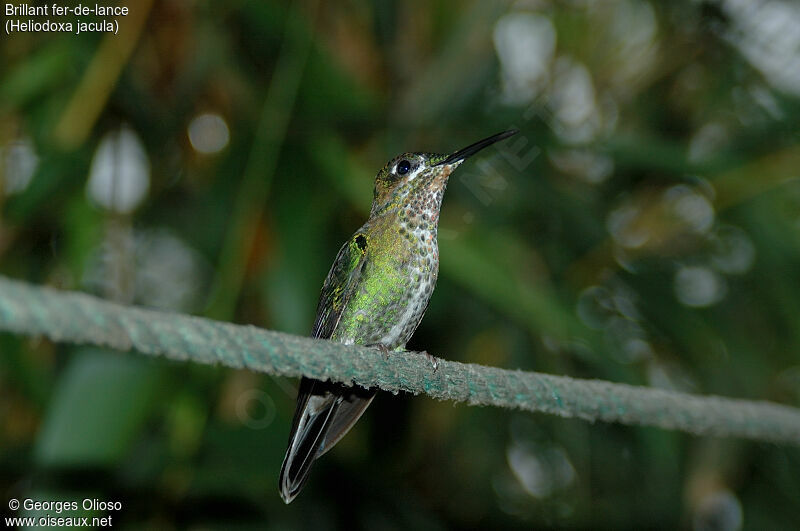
436,129 -> 519,166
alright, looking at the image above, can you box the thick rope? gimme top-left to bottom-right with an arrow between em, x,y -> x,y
0,276 -> 798,445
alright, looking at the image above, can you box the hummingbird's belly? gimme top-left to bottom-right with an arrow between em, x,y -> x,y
332,240 -> 438,349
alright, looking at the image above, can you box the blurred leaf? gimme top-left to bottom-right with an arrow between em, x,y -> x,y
35,349 -> 164,467
0,44 -> 75,110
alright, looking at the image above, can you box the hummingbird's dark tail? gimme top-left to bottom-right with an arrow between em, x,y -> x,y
279,377 -> 375,503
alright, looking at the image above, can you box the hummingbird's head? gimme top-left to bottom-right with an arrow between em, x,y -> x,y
369,130 -> 518,217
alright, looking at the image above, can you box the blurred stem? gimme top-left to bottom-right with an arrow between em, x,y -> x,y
714,144 -> 800,210
104,217 -> 134,305
439,233 -> 591,344
52,0 -> 155,150
395,1 -> 506,125
105,128 -> 134,304
205,0 -> 319,320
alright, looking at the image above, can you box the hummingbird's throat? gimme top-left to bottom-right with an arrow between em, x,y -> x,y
399,167 -> 452,235
436,164 -> 455,187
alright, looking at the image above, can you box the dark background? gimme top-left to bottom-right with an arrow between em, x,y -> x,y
2,0 -> 799,528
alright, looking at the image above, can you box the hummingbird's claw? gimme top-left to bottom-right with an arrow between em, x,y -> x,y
419,350 -> 439,373
372,345 -> 438,372
370,343 -> 391,361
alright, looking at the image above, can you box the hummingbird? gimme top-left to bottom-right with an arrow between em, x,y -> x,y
279,129 -> 518,503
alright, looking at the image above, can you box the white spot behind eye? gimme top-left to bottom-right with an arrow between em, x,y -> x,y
405,160 -> 427,181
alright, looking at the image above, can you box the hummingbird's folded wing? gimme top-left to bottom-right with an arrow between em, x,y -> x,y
311,233 -> 369,340
280,233 -> 375,503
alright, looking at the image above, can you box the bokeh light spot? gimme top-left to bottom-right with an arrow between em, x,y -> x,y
87,126 -> 150,214
674,266 -> 727,308
188,113 -> 230,155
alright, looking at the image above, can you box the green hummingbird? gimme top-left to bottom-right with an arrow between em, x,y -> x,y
279,129 -> 518,503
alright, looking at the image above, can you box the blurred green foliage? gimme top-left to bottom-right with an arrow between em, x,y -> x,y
2,0 -> 800,528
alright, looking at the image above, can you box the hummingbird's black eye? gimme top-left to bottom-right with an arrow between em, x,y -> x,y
396,160 -> 411,175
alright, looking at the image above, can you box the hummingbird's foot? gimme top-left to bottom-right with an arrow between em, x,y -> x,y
369,343 -> 391,362
419,350 -> 439,373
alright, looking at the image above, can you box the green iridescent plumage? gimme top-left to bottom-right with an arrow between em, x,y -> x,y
279,130 -> 518,503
